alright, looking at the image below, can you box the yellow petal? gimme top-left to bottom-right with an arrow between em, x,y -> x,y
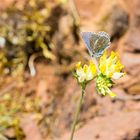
109,92 -> 116,98
100,51 -> 107,64
99,63 -> 106,74
76,61 -> 81,68
99,51 -> 124,78
106,88 -> 116,98
89,62 -> 96,75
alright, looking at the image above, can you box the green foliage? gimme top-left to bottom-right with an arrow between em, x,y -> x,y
0,90 -> 42,139
0,0 -> 61,75
0,93 -> 24,139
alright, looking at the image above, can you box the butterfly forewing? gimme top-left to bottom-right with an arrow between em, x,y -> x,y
90,34 -> 99,56
81,32 -> 95,55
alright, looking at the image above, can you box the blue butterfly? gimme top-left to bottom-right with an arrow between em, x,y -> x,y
81,31 -> 110,57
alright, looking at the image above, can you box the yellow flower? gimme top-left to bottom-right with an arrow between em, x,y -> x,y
99,51 -> 125,79
96,74 -> 116,97
75,61 -> 96,84
96,51 -> 125,98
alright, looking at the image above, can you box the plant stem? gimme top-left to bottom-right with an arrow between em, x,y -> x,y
92,57 -> 99,73
69,0 -> 80,25
70,89 -> 85,140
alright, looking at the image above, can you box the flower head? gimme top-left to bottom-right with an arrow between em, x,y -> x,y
96,51 -> 125,97
96,74 -> 116,97
99,51 -> 125,79
74,61 -> 96,89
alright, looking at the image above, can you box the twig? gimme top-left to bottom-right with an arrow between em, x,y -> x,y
69,0 -> 80,25
28,53 -> 42,76
115,95 -> 140,101
0,81 -> 17,97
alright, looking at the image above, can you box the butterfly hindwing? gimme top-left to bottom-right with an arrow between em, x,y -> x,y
89,34 -> 100,56
90,31 -> 110,57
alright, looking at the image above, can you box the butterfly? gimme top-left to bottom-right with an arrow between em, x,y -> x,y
81,31 -> 110,57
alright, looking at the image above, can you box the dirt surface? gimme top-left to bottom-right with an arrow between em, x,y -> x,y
58,111 -> 140,140
1,0 -> 140,140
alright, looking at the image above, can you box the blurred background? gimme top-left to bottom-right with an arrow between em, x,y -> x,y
0,0 -> 140,140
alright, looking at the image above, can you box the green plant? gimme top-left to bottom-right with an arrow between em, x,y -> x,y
71,31 -> 125,140
0,94 -> 24,139
0,0 -> 63,75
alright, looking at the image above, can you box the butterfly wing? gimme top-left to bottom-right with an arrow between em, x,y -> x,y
90,31 -> 110,57
90,33 -> 100,56
81,32 -> 95,55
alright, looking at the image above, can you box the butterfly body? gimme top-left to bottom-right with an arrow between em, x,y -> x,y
81,31 -> 110,57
